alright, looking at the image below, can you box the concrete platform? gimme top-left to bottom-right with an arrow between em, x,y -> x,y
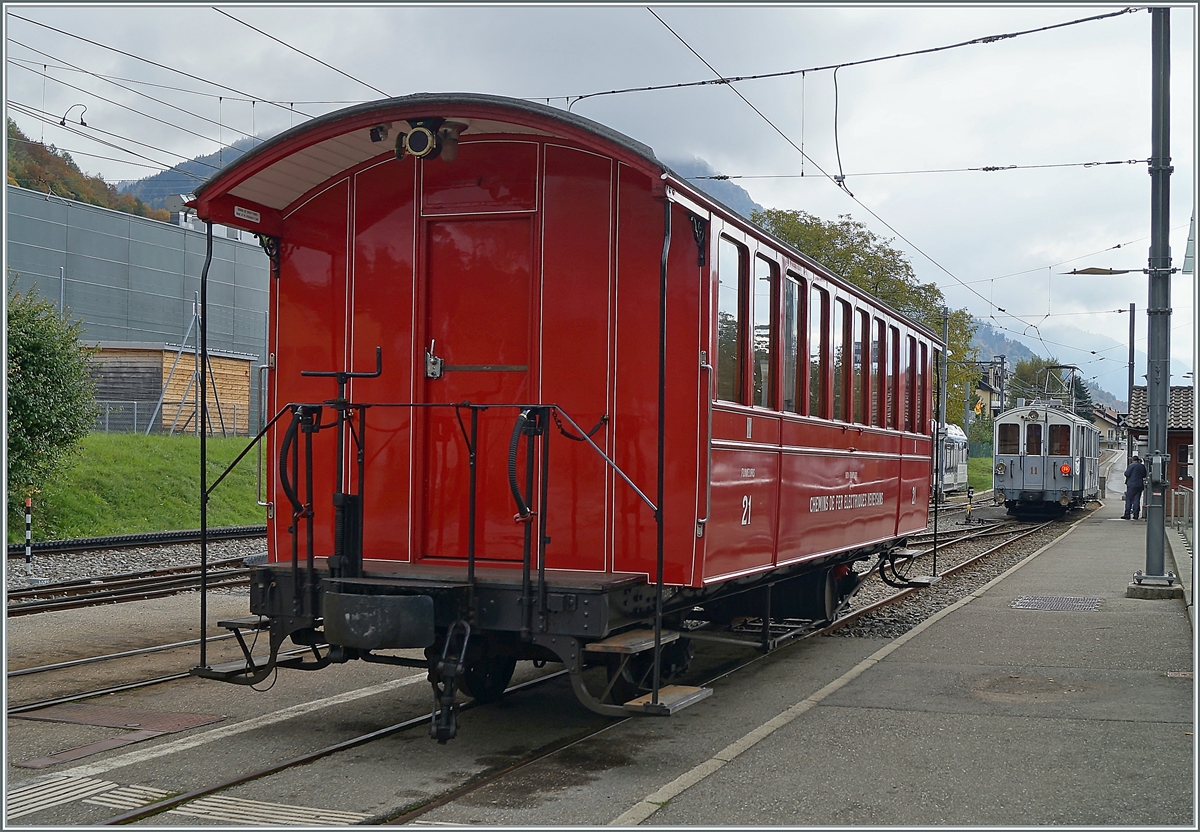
618,495 -> 1195,826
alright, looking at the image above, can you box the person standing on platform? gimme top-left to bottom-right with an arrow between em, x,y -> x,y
1122,455 -> 1148,520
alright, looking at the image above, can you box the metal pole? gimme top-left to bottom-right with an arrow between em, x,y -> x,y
998,355 -> 1006,412
25,496 -> 33,568
1127,302 -> 1136,471
59,266 -> 65,318
1144,6 -> 1172,580
938,307 -> 948,503
193,292 -> 201,438
199,223 -> 213,667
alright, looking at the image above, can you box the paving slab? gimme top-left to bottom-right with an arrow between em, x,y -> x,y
619,496 -> 1194,826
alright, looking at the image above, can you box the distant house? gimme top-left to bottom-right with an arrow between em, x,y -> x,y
974,376 -> 1001,418
1126,385 -> 1195,495
1090,404 -> 1123,452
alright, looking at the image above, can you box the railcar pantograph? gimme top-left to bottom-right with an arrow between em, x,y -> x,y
188,93 -> 941,741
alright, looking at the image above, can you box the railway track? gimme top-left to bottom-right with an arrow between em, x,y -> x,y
6,526 -> 266,558
5,557 -> 251,617
83,508 -> 1082,826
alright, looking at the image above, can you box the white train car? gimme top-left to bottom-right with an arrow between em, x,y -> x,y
935,423 -> 970,497
993,400 -> 1101,514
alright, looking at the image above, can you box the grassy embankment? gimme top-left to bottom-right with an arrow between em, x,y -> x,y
10,433 -> 265,542
967,456 -> 994,493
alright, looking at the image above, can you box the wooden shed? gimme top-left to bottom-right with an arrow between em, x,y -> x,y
89,341 -> 256,435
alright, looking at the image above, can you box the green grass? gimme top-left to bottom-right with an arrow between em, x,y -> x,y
968,456 -> 994,493
11,433 -> 266,542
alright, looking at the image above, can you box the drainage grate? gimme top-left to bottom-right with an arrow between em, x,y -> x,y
11,703 -> 224,732
1010,595 -> 1103,611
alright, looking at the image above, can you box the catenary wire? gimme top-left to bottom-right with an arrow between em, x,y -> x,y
688,158 -> 1150,180
8,41 -> 260,142
8,101 -> 214,180
7,135 -> 186,173
565,7 -> 1139,108
7,57 -> 373,106
6,12 -> 319,120
647,7 -> 1052,347
8,58 -> 249,152
212,7 -> 391,98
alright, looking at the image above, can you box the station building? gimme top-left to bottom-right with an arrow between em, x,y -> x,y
1126,384 -> 1195,516
5,184 -> 269,434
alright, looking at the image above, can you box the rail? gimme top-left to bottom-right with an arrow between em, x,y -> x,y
6,526 -> 265,558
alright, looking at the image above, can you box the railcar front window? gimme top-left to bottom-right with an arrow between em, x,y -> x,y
998,423 -> 1020,454
1049,424 -> 1071,455
781,274 -> 801,413
809,286 -> 828,417
1026,423 -> 1042,455
717,237 -> 746,403
918,342 -> 929,433
753,256 -> 776,408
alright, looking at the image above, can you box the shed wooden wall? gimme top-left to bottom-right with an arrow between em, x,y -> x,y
160,353 -> 251,435
90,347 -> 251,435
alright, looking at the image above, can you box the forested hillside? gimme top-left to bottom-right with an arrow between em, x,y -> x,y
6,119 -> 168,221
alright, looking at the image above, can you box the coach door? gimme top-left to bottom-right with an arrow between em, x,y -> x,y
418,217 -> 535,563
1024,419 -> 1045,490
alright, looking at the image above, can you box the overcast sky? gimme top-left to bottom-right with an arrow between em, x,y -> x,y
4,3 -> 1196,399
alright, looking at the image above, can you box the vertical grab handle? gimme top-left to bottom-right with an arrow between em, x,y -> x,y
256,363 -> 272,513
696,350 -> 714,536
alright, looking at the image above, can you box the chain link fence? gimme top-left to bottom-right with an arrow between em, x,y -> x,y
94,400 -> 245,436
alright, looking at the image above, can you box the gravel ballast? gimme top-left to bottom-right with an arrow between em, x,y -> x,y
5,538 -> 267,592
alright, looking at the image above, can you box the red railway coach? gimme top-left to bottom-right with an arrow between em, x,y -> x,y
190,93 -> 938,741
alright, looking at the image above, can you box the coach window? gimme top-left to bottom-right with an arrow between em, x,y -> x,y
998,423 -> 1020,455
904,335 -> 917,432
888,326 -> 901,429
832,299 -> 851,420
1026,423 -> 1042,455
854,309 -> 869,424
809,286 -> 828,417
919,342 -> 929,433
781,273 -> 803,413
1049,424 -> 1071,455
872,318 -> 886,426
717,237 -> 747,403
753,256 -> 777,408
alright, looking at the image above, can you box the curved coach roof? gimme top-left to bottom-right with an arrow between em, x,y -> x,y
194,91 -> 940,343
192,92 -> 665,230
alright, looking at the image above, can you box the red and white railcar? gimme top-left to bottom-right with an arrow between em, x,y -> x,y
191,93 -> 938,739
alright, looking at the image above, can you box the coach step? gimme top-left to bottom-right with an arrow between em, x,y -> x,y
192,652 -> 307,682
623,684 -> 712,715
584,628 -> 679,654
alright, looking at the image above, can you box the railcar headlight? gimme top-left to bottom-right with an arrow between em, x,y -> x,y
994,462 -> 1006,475
1059,463 -> 1072,475
403,126 -> 439,158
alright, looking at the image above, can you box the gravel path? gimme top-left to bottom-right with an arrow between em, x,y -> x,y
4,538 -> 267,592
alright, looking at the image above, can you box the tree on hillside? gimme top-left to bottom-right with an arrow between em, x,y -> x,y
6,274 -> 98,522
752,208 -> 978,426
1007,356 -> 1092,416
6,118 -> 169,221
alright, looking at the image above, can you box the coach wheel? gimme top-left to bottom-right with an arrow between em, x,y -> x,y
791,568 -> 837,624
460,655 -> 517,703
